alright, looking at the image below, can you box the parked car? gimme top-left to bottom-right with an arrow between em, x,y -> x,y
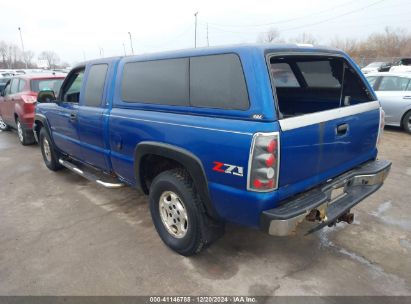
0,71 -> 15,77
366,72 -> 411,133
361,61 -> 392,74
389,58 -> 411,73
0,74 -> 65,144
33,44 -> 391,256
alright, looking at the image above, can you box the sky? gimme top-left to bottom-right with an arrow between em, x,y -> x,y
0,0 -> 410,65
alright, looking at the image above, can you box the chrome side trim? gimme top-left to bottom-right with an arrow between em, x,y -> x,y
96,180 -> 125,189
109,115 -> 253,136
279,101 -> 380,131
58,159 -> 125,189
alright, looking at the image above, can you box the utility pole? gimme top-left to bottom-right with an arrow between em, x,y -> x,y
128,32 -> 134,55
122,43 -> 127,56
206,23 -> 209,47
18,27 -> 28,68
194,12 -> 198,48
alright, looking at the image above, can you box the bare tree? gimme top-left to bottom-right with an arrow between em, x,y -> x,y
258,28 -> 283,44
39,51 -> 60,69
330,27 -> 411,65
23,50 -> 35,68
0,41 -> 8,68
290,32 -> 318,45
6,44 -> 19,68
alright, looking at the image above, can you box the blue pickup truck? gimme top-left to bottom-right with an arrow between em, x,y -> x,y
34,44 -> 391,256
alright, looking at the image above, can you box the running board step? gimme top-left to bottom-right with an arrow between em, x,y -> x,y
58,159 -> 125,189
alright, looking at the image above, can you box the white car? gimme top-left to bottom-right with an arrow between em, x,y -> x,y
361,62 -> 392,74
366,72 -> 411,133
389,58 -> 411,73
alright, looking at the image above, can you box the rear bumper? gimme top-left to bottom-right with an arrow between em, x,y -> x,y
260,159 -> 391,236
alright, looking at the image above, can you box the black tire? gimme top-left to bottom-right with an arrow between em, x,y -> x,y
149,169 -> 224,256
39,128 -> 63,171
0,114 -> 10,131
402,111 -> 411,134
16,118 -> 35,145
0,115 -> 10,131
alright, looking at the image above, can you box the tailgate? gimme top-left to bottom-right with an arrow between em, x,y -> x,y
267,53 -> 381,199
279,102 -> 380,188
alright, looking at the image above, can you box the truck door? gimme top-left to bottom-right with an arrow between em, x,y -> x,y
76,62 -> 111,171
47,67 -> 84,158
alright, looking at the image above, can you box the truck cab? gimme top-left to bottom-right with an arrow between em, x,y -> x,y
34,44 -> 391,256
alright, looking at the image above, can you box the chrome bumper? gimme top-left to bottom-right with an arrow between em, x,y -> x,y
261,159 -> 391,236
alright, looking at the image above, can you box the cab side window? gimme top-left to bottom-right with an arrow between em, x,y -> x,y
61,68 -> 85,103
379,76 -> 410,91
84,64 -> 108,107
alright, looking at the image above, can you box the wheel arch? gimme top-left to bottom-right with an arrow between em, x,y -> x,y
33,113 -> 54,144
400,108 -> 411,127
134,141 -> 220,220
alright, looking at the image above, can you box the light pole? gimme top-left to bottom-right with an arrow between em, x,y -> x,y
18,27 -> 28,68
128,32 -> 134,55
194,12 -> 198,48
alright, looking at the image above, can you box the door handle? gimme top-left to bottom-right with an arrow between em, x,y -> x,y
403,96 -> 411,99
336,123 -> 349,136
69,113 -> 77,121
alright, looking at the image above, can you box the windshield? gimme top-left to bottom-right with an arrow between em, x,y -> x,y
31,78 -> 64,94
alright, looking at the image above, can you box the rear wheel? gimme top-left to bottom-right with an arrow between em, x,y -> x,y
149,169 -> 223,256
16,118 -> 35,145
39,128 -> 63,171
0,115 -> 10,131
402,111 -> 411,134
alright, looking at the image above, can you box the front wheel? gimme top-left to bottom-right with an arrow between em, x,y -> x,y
39,128 -> 63,171
16,118 -> 35,145
402,111 -> 411,134
149,169 -> 223,256
0,115 -> 10,131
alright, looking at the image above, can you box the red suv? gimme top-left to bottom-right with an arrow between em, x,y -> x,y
0,74 -> 65,145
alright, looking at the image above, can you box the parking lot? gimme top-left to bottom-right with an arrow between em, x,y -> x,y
0,128 -> 410,296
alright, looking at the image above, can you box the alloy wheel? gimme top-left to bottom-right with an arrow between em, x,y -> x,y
43,138 -> 52,162
17,121 -> 24,142
0,116 -> 6,130
158,191 -> 188,238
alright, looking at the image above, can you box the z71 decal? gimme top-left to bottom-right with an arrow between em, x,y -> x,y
212,161 -> 244,177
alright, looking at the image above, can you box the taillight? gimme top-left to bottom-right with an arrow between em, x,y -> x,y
377,107 -> 385,146
247,132 -> 280,192
21,95 -> 37,103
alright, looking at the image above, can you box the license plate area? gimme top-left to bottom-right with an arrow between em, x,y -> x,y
329,186 -> 346,203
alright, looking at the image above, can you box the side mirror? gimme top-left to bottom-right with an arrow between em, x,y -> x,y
37,89 -> 56,103
0,90 -> 4,97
